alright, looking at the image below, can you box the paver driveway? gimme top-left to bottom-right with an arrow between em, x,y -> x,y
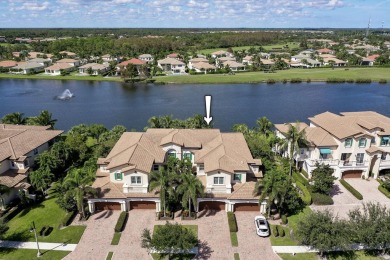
64,210 -> 120,260
235,211 -> 279,260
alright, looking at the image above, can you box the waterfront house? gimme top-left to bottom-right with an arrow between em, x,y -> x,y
117,58 -> 146,74
88,129 -> 264,213
188,57 -> 209,69
56,58 -> 80,67
10,62 -> 45,74
59,51 -> 77,58
275,111 -> 390,179
0,124 -> 63,210
322,57 -> 347,66
191,62 -> 216,74
79,63 -> 109,75
44,63 -> 73,75
138,54 -> 154,64
0,60 -> 18,69
242,56 -> 253,65
215,56 -> 236,67
157,57 -> 186,74
222,60 -> 246,71
27,58 -> 52,67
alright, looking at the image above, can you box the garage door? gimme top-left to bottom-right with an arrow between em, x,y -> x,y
234,203 -> 259,211
199,201 -> 225,211
95,202 -> 121,211
343,170 -> 362,178
130,201 -> 155,210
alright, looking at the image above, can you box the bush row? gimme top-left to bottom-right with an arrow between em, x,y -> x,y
114,212 -> 128,233
227,212 -> 238,232
339,179 -> 363,200
62,211 -> 77,227
311,192 -> 334,205
379,79 -> 387,84
378,184 -> 390,199
292,171 -> 309,186
326,78 -> 374,84
295,181 -> 312,205
300,169 -> 309,178
272,225 -> 285,237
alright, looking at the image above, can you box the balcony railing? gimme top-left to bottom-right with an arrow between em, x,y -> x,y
306,159 -> 369,168
380,160 -> 390,167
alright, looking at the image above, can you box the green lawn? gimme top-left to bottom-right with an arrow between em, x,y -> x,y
155,67 -> 390,84
270,207 -> 312,246
2,197 -> 86,244
106,251 -> 114,260
230,232 -> 238,247
111,232 -> 121,245
278,253 -> 317,260
153,224 -> 198,237
234,252 -> 240,260
279,251 -> 383,260
0,248 -> 70,260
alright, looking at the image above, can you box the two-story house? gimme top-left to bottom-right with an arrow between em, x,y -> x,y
157,58 -> 186,74
88,129 -> 264,214
0,124 -> 63,210
275,111 -> 390,179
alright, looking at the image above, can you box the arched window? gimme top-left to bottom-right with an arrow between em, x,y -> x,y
167,149 -> 176,158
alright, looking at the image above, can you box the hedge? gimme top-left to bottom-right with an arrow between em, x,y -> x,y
300,169 -> 309,178
339,179 -> 363,200
281,215 -> 288,225
114,212 -> 128,233
378,185 -> 390,199
311,193 -> 334,205
292,171 -> 309,186
277,225 -> 285,237
272,225 -> 279,237
295,181 -> 312,205
227,212 -> 238,232
62,211 -> 77,227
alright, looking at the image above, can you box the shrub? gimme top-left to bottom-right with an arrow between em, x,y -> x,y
296,181 -> 312,205
277,225 -> 285,237
227,212 -> 237,232
311,192 -> 334,205
281,215 -> 288,225
346,79 -> 354,83
355,78 -> 372,84
292,171 -> 309,186
306,78 -> 311,83
379,79 -> 387,84
339,179 -> 363,200
326,78 -> 346,83
290,78 -> 303,83
378,184 -> 390,199
62,211 -> 76,227
272,225 -> 279,237
282,79 -> 288,84
266,79 -> 276,84
114,212 -> 128,232
301,169 -> 309,178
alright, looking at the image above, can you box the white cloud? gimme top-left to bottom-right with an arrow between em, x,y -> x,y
18,1 -> 50,11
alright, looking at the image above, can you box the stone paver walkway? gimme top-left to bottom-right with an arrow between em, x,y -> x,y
64,210 -> 120,260
0,240 -> 77,251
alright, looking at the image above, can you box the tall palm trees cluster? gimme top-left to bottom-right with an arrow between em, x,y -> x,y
149,157 -> 204,218
1,111 -> 57,129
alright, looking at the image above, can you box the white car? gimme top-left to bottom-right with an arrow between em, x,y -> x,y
255,215 -> 270,237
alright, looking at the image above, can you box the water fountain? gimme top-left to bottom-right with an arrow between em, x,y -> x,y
56,89 -> 74,100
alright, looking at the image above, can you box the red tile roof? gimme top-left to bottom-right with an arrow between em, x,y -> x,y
316,48 -> 332,53
0,60 -> 18,68
366,54 -> 380,61
119,58 -> 146,66
167,53 -> 179,58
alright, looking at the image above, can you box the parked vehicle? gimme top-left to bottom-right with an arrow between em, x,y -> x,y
255,215 -> 269,237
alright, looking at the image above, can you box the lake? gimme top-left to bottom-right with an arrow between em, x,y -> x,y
1,78 -> 390,131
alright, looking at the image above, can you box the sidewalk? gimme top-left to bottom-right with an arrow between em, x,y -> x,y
273,246 -> 318,254
0,240 -> 77,251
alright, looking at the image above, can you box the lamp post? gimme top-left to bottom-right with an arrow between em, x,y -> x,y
31,221 -> 42,257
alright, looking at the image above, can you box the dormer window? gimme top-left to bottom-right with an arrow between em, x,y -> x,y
199,164 -> 204,171
152,164 -> 159,171
358,138 -> 366,148
344,138 -> 353,148
114,172 -> 123,181
381,136 -> 390,146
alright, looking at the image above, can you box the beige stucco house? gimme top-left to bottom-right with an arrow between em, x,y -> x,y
88,129 -> 264,213
0,124 -> 63,210
275,111 -> 390,179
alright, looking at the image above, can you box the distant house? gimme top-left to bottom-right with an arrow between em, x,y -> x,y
138,54 -> 154,64
322,57 -> 347,67
361,54 -> 380,66
216,57 -> 236,67
346,49 -> 356,54
27,58 -> 52,67
242,56 -> 253,65
0,124 -> 63,210
260,59 -> 275,68
117,58 -> 146,73
191,62 -> 216,74
384,42 -> 390,48
11,62 -> 45,74
0,60 -> 18,69
222,60 -> 246,71
299,49 -> 315,56
56,58 -> 80,67
44,63 -> 74,75
101,54 -> 114,62
188,57 -> 209,69
167,53 -> 181,60
316,48 -> 334,55
0,36 -> 5,42
157,57 -> 186,74
211,50 -> 233,58
79,63 -> 109,75
59,51 -> 77,58
28,52 -> 45,59
290,55 -> 321,68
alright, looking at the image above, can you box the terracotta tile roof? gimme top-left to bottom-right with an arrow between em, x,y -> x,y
28,52 -> 44,59
119,58 -> 146,66
0,60 -> 18,68
56,58 -> 78,63
305,127 -> 338,147
189,57 -> 209,63
157,57 -> 185,65
0,169 -> 28,188
79,63 -> 109,70
0,124 -> 63,161
228,182 -> 259,200
192,62 -> 216,70
167,53 -> 179,58
366,54 -> 380,61
222,60 -> 245,68
45,63 -> 73,70
366,146 -> 384,154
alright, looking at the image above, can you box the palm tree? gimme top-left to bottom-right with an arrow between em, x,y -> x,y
64,168 -> 96,219
256,116 -> 274,136
29,168 -> 54,195
232,123 -> 251,135
281,122 -> 308,176
177,173 -> 204,217
1,112 -> 27,125
29,110 -> 57,129
0,184 -> 10,210
147,116 -> 162,128
148,168 -> 177,217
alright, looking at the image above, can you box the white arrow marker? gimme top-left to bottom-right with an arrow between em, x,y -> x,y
204,95 -> 213,125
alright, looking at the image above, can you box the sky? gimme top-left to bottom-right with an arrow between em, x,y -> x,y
1,0 -> 390,28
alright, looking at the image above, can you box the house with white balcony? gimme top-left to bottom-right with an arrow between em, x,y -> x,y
275,111 -> 390,179
0,124 -> 63,210
138,54 -> 154,64
157,57 -> 186,74
88,129 -> 264,213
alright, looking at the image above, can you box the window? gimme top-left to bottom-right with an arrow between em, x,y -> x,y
167,150 -> 176,158
33,148 -> 38,155
213,177 -> 224,185
380,136 -> 390,146
371,137 -> 376,145
114,172 -> 123,181
341,153 -> 351,161
356,153 -> 364,164
233,174 -> 241,181
300,149 -> 304,155
382,152 -> 387,160
183,152 -> 192,161
10,161 -> 15,168
358,138 -> 366,148
199,164 -> 204,171
344,138 -> 353,148
131,176 -> 142,184
152,164 -> 159,171
24,160 -> 29,167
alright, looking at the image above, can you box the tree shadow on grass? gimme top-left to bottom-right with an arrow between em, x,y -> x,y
18,203 -> 45,218
0,247 -> 17,255
3,229 -> 32,242
326,251 -> 357,260
195,240 -> 212,259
